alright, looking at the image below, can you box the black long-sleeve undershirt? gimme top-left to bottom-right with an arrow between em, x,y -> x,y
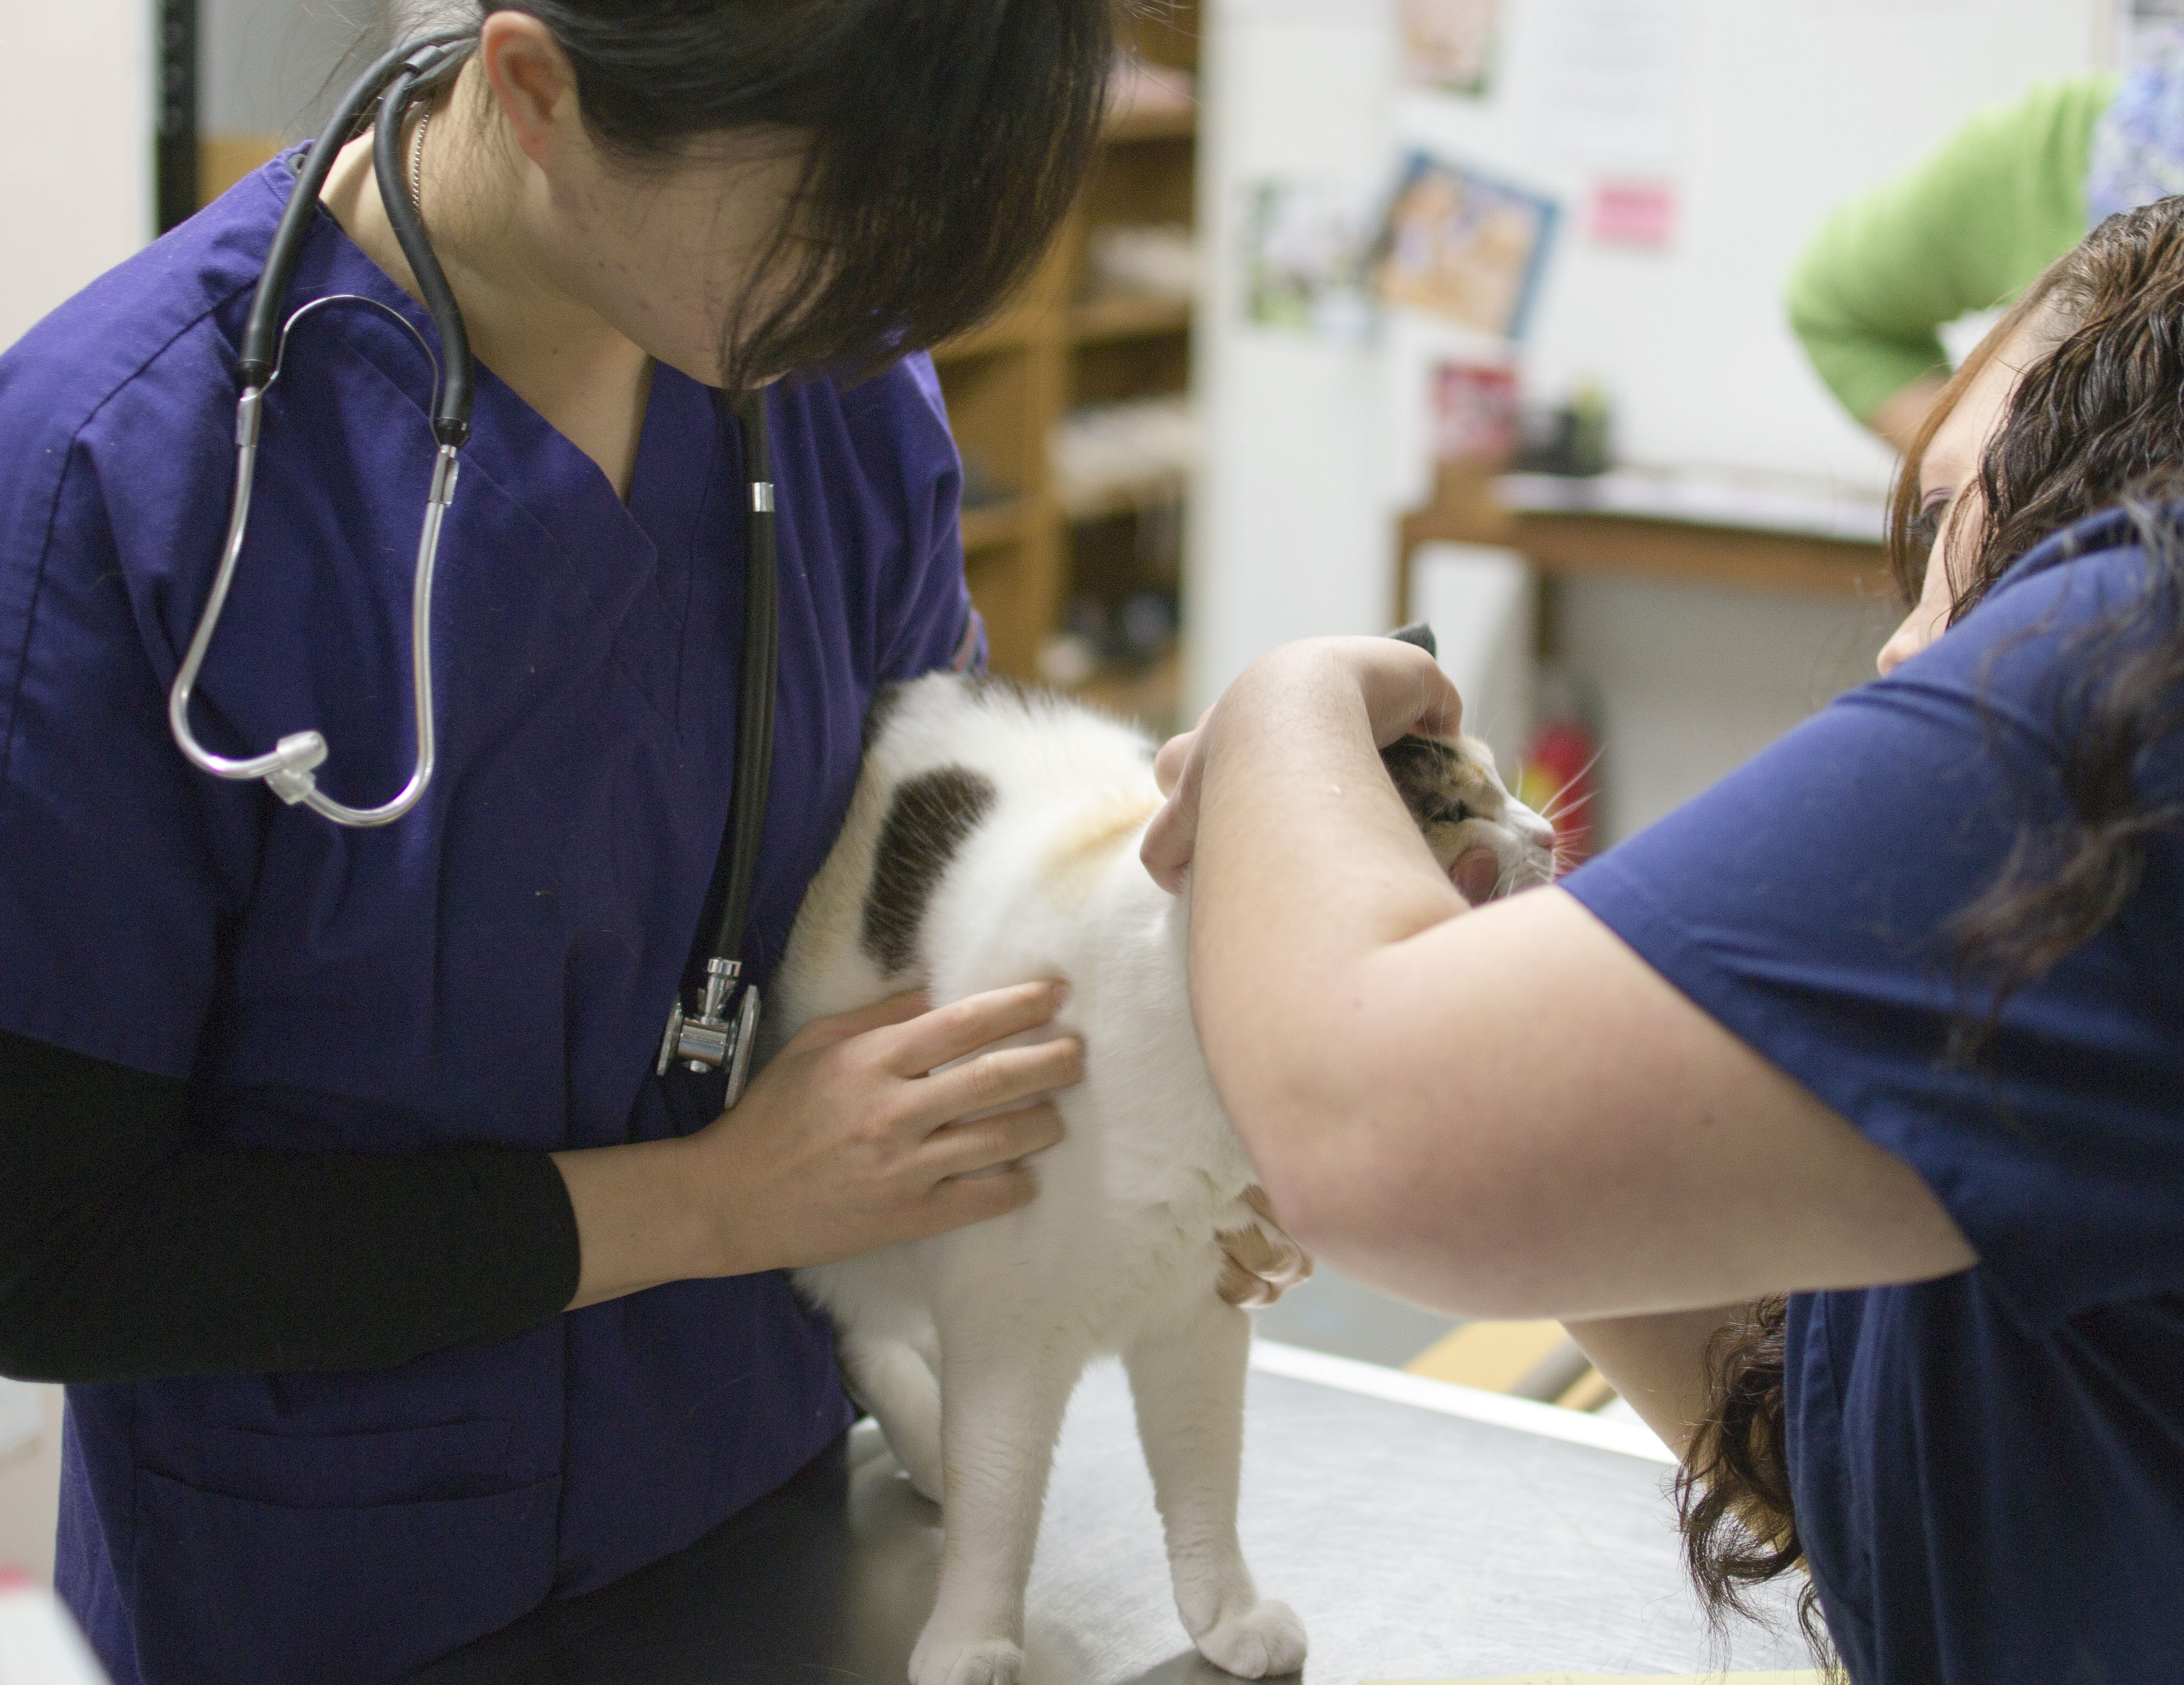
0,1029 -> 581,1383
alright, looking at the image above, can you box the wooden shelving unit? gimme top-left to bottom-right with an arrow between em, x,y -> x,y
932,4 -> 1199,732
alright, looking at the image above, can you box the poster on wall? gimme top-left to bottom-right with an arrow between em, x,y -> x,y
1432,360 -> 1520,463
1375,152 -> 1560,339
1517,0 -> 1685,169
1401,0 -> 1501,95
1242,180 -> 1379,342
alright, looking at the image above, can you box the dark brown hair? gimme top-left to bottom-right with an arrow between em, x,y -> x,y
390,0 -> 1116,388
1680,197 -> 2184,1666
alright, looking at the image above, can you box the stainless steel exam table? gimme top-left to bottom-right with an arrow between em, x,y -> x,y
414,1344 -> 1810,1684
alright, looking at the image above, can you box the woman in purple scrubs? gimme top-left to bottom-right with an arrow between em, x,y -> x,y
0,5 -> 1109,1680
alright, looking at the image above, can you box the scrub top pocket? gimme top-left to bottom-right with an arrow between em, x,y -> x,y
131,1447 -> 559,1685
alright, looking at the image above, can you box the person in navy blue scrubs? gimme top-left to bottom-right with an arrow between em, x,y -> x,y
1145,203 -> 2184,1682
0,6 -> 1119,1681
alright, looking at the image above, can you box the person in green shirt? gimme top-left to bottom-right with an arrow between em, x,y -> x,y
1788,39 -> 2184,451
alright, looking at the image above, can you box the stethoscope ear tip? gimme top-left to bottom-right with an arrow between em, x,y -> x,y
263,732 -> 330,806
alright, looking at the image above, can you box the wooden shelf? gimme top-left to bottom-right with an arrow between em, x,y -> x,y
198,131 -> 284,206
1104,106 -> 1198,143
958,501 -> 1026,552
1070,293 -> 1193,344
1505,512 -> 1888,598
1068,646 -> 1183,737
930,315 -> 1037,364
1058,473 -> 1190,524
939,7 -> 1201,682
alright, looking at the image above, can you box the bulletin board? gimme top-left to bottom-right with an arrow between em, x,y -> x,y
1188,0 -> 2112,707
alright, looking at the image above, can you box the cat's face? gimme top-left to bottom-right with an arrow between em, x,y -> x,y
1380,734 -> 1559,902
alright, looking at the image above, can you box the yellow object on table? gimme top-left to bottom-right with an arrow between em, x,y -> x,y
1369,1674 -> 1824,1684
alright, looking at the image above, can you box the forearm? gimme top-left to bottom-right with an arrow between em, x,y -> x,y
1867,372 -> 1949,455
1185,655 -> 1467,1217
1565,1305 -> 1741,1461
551,1135 -> 729,1310
1174,648 -> 1976,1323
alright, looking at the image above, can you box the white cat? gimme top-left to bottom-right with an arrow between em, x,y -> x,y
770,668 -> 1556,1685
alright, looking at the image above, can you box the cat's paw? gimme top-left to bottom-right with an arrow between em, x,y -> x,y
907,1632 -> 1024,1685
1193,1598 -> 1307,1679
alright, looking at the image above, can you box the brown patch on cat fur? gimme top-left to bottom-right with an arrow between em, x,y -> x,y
1039,787 -> 1165,909
864,766 -> 1000,976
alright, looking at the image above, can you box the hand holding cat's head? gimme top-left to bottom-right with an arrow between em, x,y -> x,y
1138,632 -> 1475,895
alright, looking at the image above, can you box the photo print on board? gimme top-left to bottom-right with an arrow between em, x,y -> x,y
1375,152 -> 1560,339
1402,0 -> 1502,96
1243,179 -> 1379,343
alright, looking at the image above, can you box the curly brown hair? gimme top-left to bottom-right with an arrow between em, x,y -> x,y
1678,196 -> 2184,1668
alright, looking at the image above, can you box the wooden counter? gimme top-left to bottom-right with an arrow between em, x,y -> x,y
1398,466 -> 1895,622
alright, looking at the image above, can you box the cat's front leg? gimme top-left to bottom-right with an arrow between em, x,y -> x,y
1124,1294 -> 1306,1679
908,1332 -> 1081,1685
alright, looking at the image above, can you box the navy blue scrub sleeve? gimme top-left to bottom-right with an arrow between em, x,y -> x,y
0,1028 -> 579,1382
1559,526 -> 2184,1681
1562,536 -> 2184,1325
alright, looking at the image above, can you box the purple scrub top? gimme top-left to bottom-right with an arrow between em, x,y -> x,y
0,157 -> 980,1683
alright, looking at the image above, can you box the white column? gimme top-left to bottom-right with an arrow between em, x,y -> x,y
0,0 -> 155,351
1186,0 -> 1401,715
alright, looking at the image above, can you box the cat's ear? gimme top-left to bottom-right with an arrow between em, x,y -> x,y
1388,622 -> 1437,659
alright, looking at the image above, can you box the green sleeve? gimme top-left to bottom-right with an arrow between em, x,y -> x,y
1785,73 -> 2117,425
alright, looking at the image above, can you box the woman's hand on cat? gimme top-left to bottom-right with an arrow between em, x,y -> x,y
682,981 -> 1082,1274
1141,637 -> 1464,894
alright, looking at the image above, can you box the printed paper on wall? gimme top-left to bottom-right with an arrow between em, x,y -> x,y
1375,153 -> 1560,340
1402,0 -> 1502,95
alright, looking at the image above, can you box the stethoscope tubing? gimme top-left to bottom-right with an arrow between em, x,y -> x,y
170,33 -> 473,827
169,33 -> 782,1094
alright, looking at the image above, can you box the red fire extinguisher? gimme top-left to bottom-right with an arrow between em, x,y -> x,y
1516,672 -> 1600,872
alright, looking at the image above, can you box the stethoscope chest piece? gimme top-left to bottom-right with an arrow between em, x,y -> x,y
657,957 -> 763,1106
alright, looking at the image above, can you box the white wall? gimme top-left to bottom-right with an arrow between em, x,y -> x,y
203,0 -> 372,139
0,1384 -> 64,1581
1559,575 -> 1897,838
0,0 -> 151,1576
0,2 -> 154,351
1189,0 -> 2105,834
1188,7 -> 1401,714
1396,0 -> 2105,490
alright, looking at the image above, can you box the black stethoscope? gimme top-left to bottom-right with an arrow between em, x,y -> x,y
166,33 -> 780,1101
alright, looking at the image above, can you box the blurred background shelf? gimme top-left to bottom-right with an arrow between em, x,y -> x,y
1069,644 -> 1182,728
929,314 -> 1038,365
928,3 -> 1200,723
957,501 -> 1028,553
1105,105 -> 1198,143
1070,293 -> 1193,344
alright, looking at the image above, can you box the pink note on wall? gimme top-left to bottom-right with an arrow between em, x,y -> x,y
1587,179 -> 1677,249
